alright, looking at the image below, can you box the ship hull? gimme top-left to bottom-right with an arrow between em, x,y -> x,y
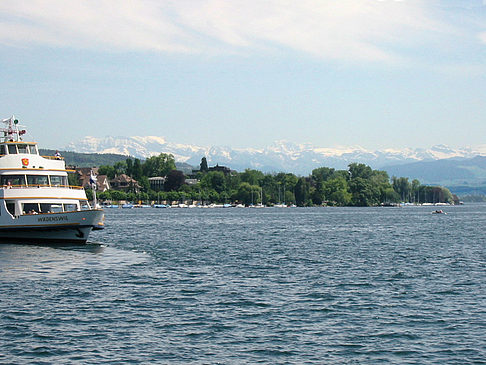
0,210 -> 104,244
0,226 -> 94,244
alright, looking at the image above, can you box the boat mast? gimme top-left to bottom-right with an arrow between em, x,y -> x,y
1,116 -> 26,143
283,182 -> 286,206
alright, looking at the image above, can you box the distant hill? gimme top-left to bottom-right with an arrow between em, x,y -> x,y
174,162 -> 195,174
383,156 -> 486,185
383,155 -> 486,196
40,149 -> 130,167
40,149 -> 195,173
446,185 -> 486,196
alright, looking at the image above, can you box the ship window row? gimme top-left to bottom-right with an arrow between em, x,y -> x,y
0,144 -> 38,155
22,203 -> 77,214
5,200 -> 87,216
1,175 -> 68,187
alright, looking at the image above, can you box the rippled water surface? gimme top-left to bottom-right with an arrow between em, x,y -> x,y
1,205 -> 485,364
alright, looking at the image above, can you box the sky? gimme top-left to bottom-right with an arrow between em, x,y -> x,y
0,0 -> 485,151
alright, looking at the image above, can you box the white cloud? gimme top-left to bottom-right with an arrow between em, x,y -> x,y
0,0 -> 460,63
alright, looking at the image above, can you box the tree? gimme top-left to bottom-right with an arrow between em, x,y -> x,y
392,176 -> 411,202
284,190 -> 295,205
411,179 -> 421,203
126,158 -> 133,177
85,189 -> 93,201
201,171 -> 226,193
143,153 -> 176,177
110,190 -> 127,202
310,180 -> 324,205
261,174 -> 279,204
370,170 -> 392,204
382,187 -> 400,204
349,177 -> 380,206
127,192 -> 137,203
138,176 -> 150,192
98,165 -> 116,179
164,170 -> 185,191
323,177 -> 351,206
312,167 -> 336,182
200,157 -> 209,172
132,159 -> 143,180
235,182 -> 261,205
113,161 -> 127,176
275,172 -> 298,190
68,172 -> 80,187
441,187 -> 453,204
98,190 -> 112,201
295,177 -> 311,206
240,169 -> 264,186
208,190 -> 221,203
166,191 -> 181,203
348,163 -> 372,180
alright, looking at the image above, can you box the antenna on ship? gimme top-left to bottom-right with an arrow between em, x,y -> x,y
1,115 -> 27,142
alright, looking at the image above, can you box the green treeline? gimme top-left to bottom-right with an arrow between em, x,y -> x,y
89,154 -> 454,206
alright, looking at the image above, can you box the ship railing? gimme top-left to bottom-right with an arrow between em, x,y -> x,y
41,156 -> 65,160
0,155 -> 65,160
1,184 -> 85,190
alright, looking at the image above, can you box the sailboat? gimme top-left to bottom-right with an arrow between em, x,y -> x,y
250,187 -> 265,208
274,183 -> 287,207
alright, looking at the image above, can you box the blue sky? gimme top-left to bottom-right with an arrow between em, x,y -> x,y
0,0 -> 485,150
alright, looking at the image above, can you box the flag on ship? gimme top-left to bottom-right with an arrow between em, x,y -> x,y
90,172 -> 97,190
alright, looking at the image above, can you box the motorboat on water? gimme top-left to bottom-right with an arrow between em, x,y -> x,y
0,116 -> 104,244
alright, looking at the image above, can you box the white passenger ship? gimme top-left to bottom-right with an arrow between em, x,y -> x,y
0,116 -> 104,243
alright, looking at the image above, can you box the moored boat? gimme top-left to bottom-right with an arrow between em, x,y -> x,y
0,116 -> 104,244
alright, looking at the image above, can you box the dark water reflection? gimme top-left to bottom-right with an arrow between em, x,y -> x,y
1,205 -> 485,364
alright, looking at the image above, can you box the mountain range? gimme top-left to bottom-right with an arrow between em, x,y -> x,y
66,136 -> 486,177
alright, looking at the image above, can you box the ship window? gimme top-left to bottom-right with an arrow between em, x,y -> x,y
5,201 -> 15,216
17,145 -> 28,154
50,175 -> 68,186
7,145 -> 17,154
22,203 -> 40,215
28,145 -> 38,154
50,204 -> 63,213
40,203 -> 52,213
27,175 -> 49,186
1,175 -> 26,187
63,204 -> 77,212
0,145 -> 6,155
80,200 -> 90,210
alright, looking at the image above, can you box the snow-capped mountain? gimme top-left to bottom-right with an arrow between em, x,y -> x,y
65,136 -> 486,174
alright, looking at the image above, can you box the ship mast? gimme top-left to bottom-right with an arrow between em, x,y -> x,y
0,116 -> 26,143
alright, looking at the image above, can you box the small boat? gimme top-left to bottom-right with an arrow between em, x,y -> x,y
249,203 -> 265,208
208,204 -> 223,208
432,209 -> 447,214
153,204 -> 168,208
0,115 -> 104,243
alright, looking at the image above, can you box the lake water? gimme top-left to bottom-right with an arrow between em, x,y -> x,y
1,205 -> 485,364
